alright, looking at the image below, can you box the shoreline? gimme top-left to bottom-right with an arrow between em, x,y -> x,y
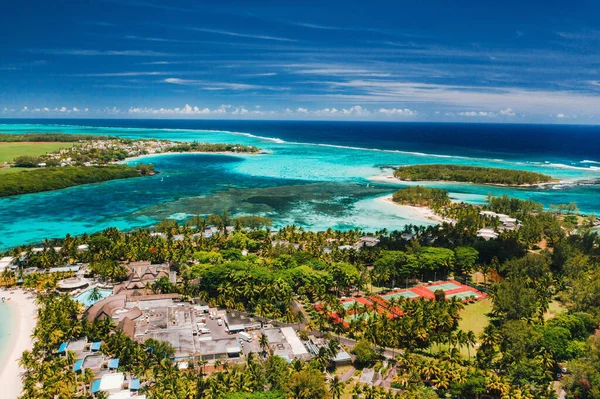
368,174 -> 560,188
0,289 -> 37,399
374,194 -> 455,224
121,150 -> 266,163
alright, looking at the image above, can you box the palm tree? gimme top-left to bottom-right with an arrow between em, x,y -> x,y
259,332 -> 270,358
88,286 -> 103,302
465,330 -> 477,361
329,376 -> 344,399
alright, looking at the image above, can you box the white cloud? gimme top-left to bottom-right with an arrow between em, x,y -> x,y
184,27 -> 296,42
296,108 -> 308,114
378,108 -> 417,116
556,113 -> 566,118
30,49 -> 179,57
456,111 -> 496,117
500,107 -> 516,116
164,78 -> 285,91
312,79 -> 600,116
128,104 -> 230,116
72,71 -> 170,77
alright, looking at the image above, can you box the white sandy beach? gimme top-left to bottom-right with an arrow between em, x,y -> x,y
374,194 -> 454,224
121,150 -> 266,163
0,289 -> 37,399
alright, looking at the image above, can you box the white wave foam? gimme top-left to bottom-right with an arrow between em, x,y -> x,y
8,122 -> 600,175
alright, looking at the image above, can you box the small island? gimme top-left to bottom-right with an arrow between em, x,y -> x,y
391,185 -> 451,208
0,133 -> 261,197
393,164 -> 553,186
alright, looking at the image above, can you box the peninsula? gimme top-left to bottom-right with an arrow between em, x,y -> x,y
392,164 -> 554,186
0,133 -> 261,197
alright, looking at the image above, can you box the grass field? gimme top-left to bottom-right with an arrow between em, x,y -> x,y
0,167 -> 29,175
428,298 -> 492,359
458,297 -> 492,337
0,142 -> 76,164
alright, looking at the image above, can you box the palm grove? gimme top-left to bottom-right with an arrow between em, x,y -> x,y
1,193 -> 600,399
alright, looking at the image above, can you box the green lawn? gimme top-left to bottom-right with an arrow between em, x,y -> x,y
458,298 -> 492,337
0,142 -> 76,164
428,298 -> 492,359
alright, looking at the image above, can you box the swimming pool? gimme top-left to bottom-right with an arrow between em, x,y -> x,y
73,288 -> 113,307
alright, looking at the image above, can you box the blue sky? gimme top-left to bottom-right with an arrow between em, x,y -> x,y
2,0 -> 600,122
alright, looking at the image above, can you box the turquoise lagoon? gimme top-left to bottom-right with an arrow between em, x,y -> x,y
0,121 -> 599,249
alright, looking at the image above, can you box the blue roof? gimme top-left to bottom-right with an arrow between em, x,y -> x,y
91,342 -> 102,351
57,342 -> 68,353
73,359 -> 84,372
91,380 -> 101,393
130,378 -> 140,390
108,358 -> 120,369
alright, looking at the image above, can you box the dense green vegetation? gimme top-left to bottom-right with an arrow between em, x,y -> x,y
2,193 -> 599,399
0,132 -> 113,142
391,186 -> 451,208
394,164 -> 553,185
0,164 -> 154,197
169,141 -> 260,153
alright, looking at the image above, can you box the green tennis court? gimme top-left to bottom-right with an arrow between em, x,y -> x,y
447,291 -> 480,300
426,283 -> 461,292
345,313 -> 370,322
382,291 -> 420,300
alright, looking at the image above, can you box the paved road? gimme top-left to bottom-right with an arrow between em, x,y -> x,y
341,366 -> 356,382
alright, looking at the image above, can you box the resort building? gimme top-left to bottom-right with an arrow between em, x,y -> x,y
354,236 -> 380,249
224,311 -> 262,332
0,256 -> 15,271
55,337 -> 145,398
113,261 -> 173,293
477,228 -> 499,240
479,211 -> 520,231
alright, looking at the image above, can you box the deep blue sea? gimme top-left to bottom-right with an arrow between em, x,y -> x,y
1,119 -> 599,249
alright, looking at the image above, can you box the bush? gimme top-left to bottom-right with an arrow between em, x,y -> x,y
351,339 -> 378,367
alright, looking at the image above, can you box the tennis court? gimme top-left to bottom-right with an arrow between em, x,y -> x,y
382,291 -> 420,300
426,282 -> 461,292
447,291 -> 480,300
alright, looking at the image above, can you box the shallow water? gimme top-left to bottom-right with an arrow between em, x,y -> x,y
0,302 -> 15,365
0,120 -> 599,249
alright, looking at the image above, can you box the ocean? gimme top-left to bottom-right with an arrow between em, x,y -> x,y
0,119 -> 599,249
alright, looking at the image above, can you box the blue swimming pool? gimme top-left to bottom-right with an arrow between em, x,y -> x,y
73,288 -> 113,307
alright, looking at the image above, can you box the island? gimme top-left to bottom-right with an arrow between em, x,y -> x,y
391,185 -> 451,208
392,164 -> 554,186
0,133 -> 261,197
